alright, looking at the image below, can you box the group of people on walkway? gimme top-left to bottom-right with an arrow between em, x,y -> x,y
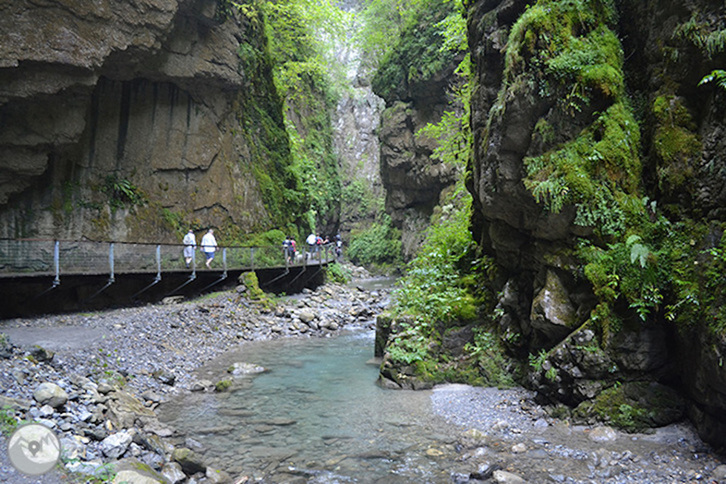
284,233 -> 343,263
182,228 -> 342,270
183,229 -> 217,269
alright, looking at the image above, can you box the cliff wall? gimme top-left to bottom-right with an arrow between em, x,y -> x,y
372,2 -> 461,259
467,0 -> 726,446
0,0 -> 296,243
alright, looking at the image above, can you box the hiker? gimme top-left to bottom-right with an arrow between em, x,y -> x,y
306,232 -> 317,259
201,229 -> 218,269
282,236 -> 295,264
182,229 -> 196,268
335,233 -> 342,259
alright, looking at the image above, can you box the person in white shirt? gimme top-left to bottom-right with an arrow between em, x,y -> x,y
201,229 -> 218,269
182,229 -> 196,268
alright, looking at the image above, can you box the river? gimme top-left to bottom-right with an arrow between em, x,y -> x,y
158,325 -> 724,483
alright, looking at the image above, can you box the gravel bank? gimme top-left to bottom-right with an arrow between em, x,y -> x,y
0,272 -> 387,483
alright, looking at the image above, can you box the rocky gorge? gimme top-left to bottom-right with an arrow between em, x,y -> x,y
0,267 -> 386,483
1,270 -> 725,483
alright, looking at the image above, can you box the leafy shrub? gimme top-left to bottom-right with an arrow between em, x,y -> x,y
347,216 -> 403,268
324,263 -> 350,284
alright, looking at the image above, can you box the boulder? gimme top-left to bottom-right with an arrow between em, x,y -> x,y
492,470 -> 526,484
33,382 -> 68,408
101,431 -> 133,459
107,391 -> 156,429
28,345 -> 54,362
299,310 -> 316,323
228,362 -> 266,375
206,466 -> 232,483
161,462 -> 187,484
112,458 -> 167,484
172,447 -> 206,475
530,270 -> 578,344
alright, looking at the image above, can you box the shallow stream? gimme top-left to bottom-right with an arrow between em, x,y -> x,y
158,328 -> 723,483
159,329 -> 461,482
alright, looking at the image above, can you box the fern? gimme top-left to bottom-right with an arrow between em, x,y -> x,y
699,70 -> 726,92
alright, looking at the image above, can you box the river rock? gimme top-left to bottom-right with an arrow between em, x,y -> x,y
512,443 -> 527,453
39,404 -> 55,417
161,462 -> 187,484
172,447 -> 206,475
28,345 -> 54,362
101,430 -> 133,459
33,382 -> 68,408
0,394 -> 31,411
206,466 -> 232,483
113,458 -> 168,483
588,426 -> 618,442
493,470 -> 526,483
228,362 -> 266,375
107,391 -> 156,429
60,435 -> 87,460
299,309 -> 316,323
191,379 -> 214,392
140,390 -> 163,403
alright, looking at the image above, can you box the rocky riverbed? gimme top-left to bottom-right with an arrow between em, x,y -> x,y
0,268 -> 387,483
0,269 -> 725,484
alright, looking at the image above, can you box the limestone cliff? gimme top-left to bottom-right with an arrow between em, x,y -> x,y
467,0 -> 726,446
372,2 -> 462,259
0,0 -> 301,243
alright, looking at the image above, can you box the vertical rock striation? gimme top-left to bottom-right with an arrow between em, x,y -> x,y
0,0 -> 290,241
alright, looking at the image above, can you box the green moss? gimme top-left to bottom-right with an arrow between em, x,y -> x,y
652,95 -> 701,193
573,381 -> 685,432
215,379 -> 233,392
524,102 -> 642,236
371,0 -> 458,102
241,271 -> 266,301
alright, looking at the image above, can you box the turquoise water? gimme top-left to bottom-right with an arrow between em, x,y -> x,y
159,330 -> 457,482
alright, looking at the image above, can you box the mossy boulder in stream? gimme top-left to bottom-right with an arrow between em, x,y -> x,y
573,381 -> 685,432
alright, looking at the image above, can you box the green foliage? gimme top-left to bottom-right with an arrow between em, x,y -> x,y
371,0 -> 460,102
505,0 -> 621,108
324,262 -> 350,284
386,319 -> 431,365
0,406 -> 20,435
393,190 -> 477,324
462,328 -> 516,387
529,349 -> 548,371
242,271 -> 266,301
260,0 -> 347,230
347,215 -> 403,268
652,95 -> 701,193
673,13 -> 726,59
524,102 -> 642,237
215,379 -> 233,392
101,174 -> 146,210
699,70 -> 726,92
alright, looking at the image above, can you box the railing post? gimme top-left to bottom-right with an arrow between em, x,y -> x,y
192,247 -> 196,277
222,248 -> 228,277
155,245 -> 162,281
53,240 -> 60,287
250,247 -> 255,270
109,242 -> 115,283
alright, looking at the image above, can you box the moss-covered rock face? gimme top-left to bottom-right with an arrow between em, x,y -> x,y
467,0 -> 726,445
573,381 -> 686,432
373,1 -> 463,259
0,0 -> 302,243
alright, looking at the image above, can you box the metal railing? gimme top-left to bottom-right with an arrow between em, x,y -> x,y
0,238 -> 337,280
